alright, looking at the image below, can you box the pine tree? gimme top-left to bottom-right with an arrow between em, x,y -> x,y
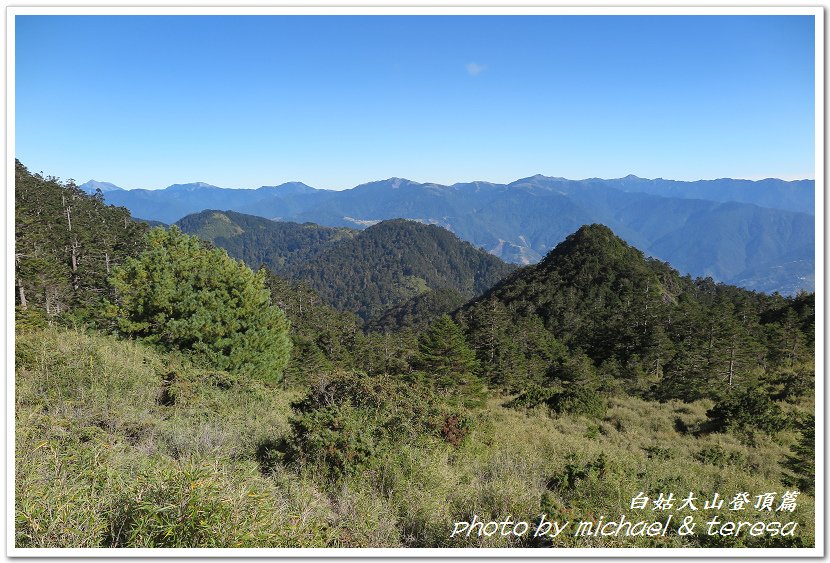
109,226 -> 292,382
416,315 -> 482,398
785,414 -> 815,494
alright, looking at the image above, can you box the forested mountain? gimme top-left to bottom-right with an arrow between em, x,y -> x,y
92,174 -> 814,295
290,219 -> 516,324
15,160 -> 148,322
176,211 -> 515,326
175,210 -> 356,276
458,224 -> 814,402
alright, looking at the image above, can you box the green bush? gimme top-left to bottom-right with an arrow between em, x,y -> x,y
706,387 -> 787,434
15,306 -> 47,332
286,371 -> 447,480
506,383 -> 555,409
508,379 -> 606,418
548,385 -> 607,418
694,444 -> 748,468
108,226 -> 291,382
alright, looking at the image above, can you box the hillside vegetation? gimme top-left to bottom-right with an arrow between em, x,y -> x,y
175,210 -> 356,276
16,327 -> 814,548
459,225 -> 814,402
291,219 -> 516,323
15,162 -> 816,549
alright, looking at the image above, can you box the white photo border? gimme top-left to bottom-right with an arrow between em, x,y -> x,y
5,3 -> 824,559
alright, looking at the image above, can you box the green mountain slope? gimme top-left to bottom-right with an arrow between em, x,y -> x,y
291,219 -> 517,323
175,210 -> 357,275
459,224 -> 814,400
17,325 -> 815,548
177,211 -> 517,327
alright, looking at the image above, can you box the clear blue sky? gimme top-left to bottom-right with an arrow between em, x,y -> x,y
15,15 -> 815,190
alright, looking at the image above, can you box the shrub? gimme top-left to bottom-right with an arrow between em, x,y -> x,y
548,385 -> 607,418
706,387 -> 787,434
440,414 -> 468,447
508,379 -> 606,418
108,227 -> 291,382
505,384 -> 555,409
15,306 -> 47,332
285,371 -> 446,480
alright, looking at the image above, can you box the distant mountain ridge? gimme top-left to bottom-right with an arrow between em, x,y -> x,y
607,175 -> 814,214
87,174 -> 815,214
91,174 -> 815,295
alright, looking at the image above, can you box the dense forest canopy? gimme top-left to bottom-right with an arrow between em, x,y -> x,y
175,210 -> 356,276
458,224 -> 814,403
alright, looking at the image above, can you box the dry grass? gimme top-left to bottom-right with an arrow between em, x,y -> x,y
15,327 -> 815,549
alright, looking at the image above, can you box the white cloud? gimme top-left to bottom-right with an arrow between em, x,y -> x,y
466,62 -> 487,76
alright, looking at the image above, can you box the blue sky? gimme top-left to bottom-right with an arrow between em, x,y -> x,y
15,15 -> 815,190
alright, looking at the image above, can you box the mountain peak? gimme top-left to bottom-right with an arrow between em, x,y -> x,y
541,224 -> 641,268
166,182 -> 220,191
79,180 -> 124,193
353,177 -> 420,191
387,177 -> 415,189
508,174 -> 570,187
257,182 -> 317,194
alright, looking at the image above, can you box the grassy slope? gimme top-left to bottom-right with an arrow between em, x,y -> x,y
15,327 -> 814,548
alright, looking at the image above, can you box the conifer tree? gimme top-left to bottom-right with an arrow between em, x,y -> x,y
416,315 -> 481,397
109,226 -> 291,382
15,160 -> 147,322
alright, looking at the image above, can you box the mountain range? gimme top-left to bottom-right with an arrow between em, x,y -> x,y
81,174 -> 815,295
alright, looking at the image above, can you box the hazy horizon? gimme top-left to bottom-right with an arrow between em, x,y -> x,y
73,171 -> 817,193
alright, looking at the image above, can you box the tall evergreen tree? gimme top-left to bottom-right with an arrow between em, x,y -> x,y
415,315 -> 482,400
